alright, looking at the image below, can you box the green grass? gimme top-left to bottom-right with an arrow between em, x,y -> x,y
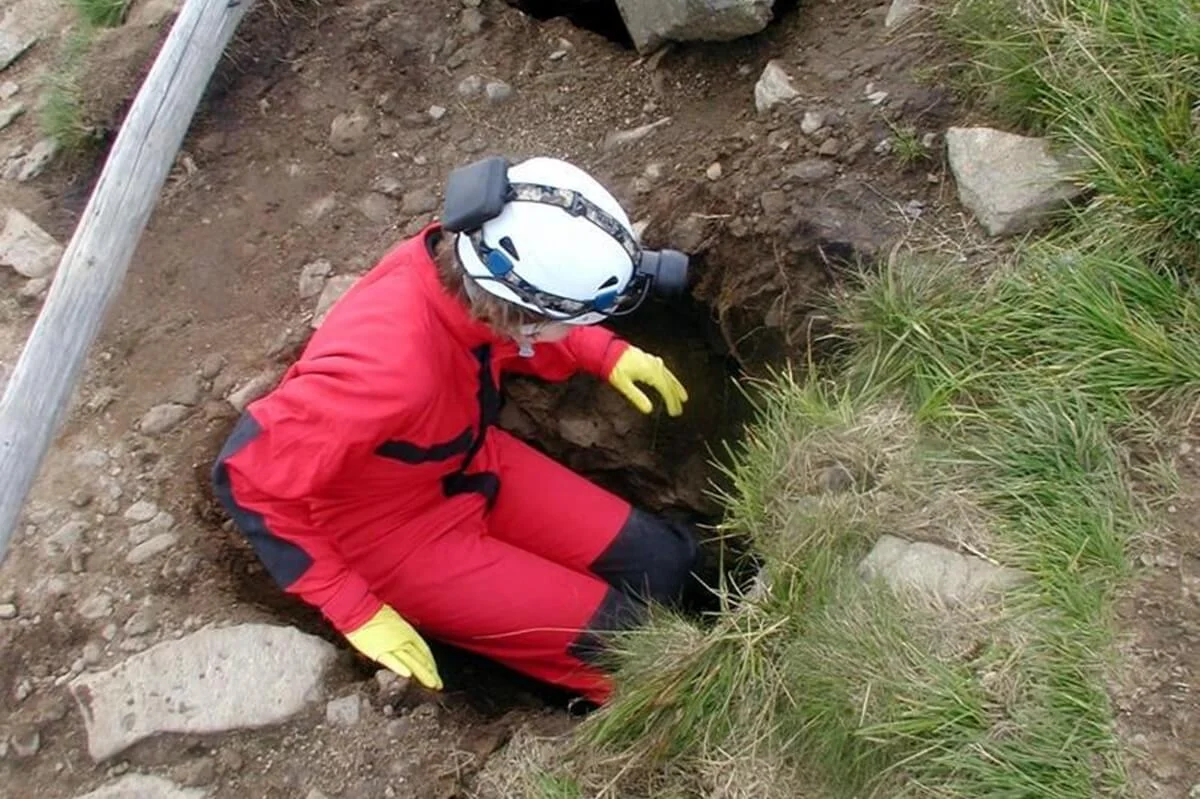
488,1 -> 1200,796
942,0 -> 1200,262
72,0 -> 128,28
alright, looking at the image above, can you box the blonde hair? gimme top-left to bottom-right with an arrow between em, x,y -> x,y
434,233 -> 546,336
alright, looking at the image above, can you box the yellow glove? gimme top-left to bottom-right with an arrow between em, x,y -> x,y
344,605 -> 443,690
607,346 -> 688,417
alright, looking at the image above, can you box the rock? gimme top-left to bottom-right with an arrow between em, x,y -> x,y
617,0 -> 773,53
83,642 -> 103,666
401,188 -> 438,215
312,275 -> 359,329
215,748 -> 244,774
859,535 -> 1026,606
800,110 -> 825,135
671,213 -> 710,253
885,0 -> 921,28
129,511 -> 175,544
371,176 -> 405,198
0,602 -> 16,619
460,8 -> 485,34
78,593 -> 113,620
0,81 -> 17,99
71,774 -> 207,799
358,192 -> 396,224
124,606 -> 160,636
0,28 -> 36,72
300,194 -> 338,227
127,533 -> 179,565
0,101 -> 24,130
866,90 -> 890,106
485,80 -> 513,103
945,127 -> 1086,237
329,110 -> 371,155
759,190 -> 788,217
602,117 -> 673,151
70,489 -> 94,508
818,137 -> 843,157
170,757 -> 217,788
15,677 -> 32,700
11,726 -> 40,758
165,373 -> 204,406
198,353 -> 225,380
0,208 -> 63,278
13,137 -> 59,182
227,373 -> 276,412
705,162 -> 723,181
298,259 -> 333,299
325,694 -> 361,726
428,105 -> 448,121
754,60 -> 799,114
457,74 -> 483,97
17,275 -> 49,301
70,624 -> 337,761
46,520 -> 88,557
139,403 -> 190,436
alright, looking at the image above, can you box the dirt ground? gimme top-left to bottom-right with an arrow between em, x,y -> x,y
0,0 -> 1194,796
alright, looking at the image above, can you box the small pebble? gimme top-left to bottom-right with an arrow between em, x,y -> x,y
0,603 -> 17,619
428,105 -> 447,121
705,162 -> 723,181
485,81 -> 513,103
11,727 -> 40,758
69,489 -> 94,508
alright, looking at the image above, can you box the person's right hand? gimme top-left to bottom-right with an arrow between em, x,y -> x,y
344,604 -> 443,690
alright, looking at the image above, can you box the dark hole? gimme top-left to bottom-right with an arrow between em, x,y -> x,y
598,275 -> 619,289
499,235 -> 520,260
503,0 -> 633,48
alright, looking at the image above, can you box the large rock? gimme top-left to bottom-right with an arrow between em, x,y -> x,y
885,0 -> 921,28
0,208 -> 62,278
616,0 -> 774,53
859,535 -> 1025,606
945,127 -> 1085,237
0,27 -> 36,72
72,774 -> 206,799
70,624 -> 337,761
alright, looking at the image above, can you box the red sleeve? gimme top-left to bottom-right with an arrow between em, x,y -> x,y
503,325 -> 630,382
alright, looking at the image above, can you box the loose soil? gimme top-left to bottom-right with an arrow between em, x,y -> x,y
3,0 -> 1191,796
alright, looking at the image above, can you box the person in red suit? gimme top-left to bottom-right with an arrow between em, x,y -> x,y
213,156 -> 696,704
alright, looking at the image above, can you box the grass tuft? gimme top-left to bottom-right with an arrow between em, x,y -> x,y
72,0 -> 128,28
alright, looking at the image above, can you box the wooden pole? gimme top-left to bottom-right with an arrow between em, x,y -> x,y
0,0 -> 254,559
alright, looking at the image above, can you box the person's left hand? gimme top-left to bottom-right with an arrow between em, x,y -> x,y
607,346 -> 688,416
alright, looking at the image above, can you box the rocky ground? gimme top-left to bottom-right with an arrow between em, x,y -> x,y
0,0 -> 1196,796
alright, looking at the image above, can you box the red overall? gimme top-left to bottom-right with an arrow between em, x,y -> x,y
213,226 -> 696,702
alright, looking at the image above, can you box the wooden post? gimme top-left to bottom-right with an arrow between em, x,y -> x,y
0,0 -> 254,559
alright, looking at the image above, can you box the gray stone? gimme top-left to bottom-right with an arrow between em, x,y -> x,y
755,60 -> 799,114
14,137 -> 59,182
0,81 -> 17,100
198,353 -> 226,380
139,403 -> 189,436
18,275 -> 49,300
329,110 -> 371,155
124,501 -> 160,523
83,642 -> 103,665
227,373 -> 276,412
0,29 -> 36,72
705,162 -> 723,181
401,188 -> 438,215
786,159 -> 837,183
885,0 -> 921,28
170,757 -> 217,788
126,533 -> 179,565
859,535 -> 1026,606
11,726 -> 40,757
457,74 -> 484,97
0,602 -> 16,619
78,593 -> 113,620
70,624 -> 337,761
945,127 -> 1086,237
0,208 -> 62,278
428,105 -> 447,121
165,373 -> 204,406
460,8 -> 485,34
759,190 -> 788,217
485,81 -> 513,103
0,101 -> 24,130
312,275 -> 359,330
800,110 -> 825,135
357,192 -> 396,224
129,511 -> 175,544
46,520 -> 88,557
298,259 -> 333,299
818,137 -> 843,157
617,0 -> 773,53
71,774 -> 207,799
300,194 -> 338,227
123,607 -> 159,636
325,694 -> 361,726
371,176 -> 405,198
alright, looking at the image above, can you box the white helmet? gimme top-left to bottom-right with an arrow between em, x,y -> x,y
453,157 -> 639,325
